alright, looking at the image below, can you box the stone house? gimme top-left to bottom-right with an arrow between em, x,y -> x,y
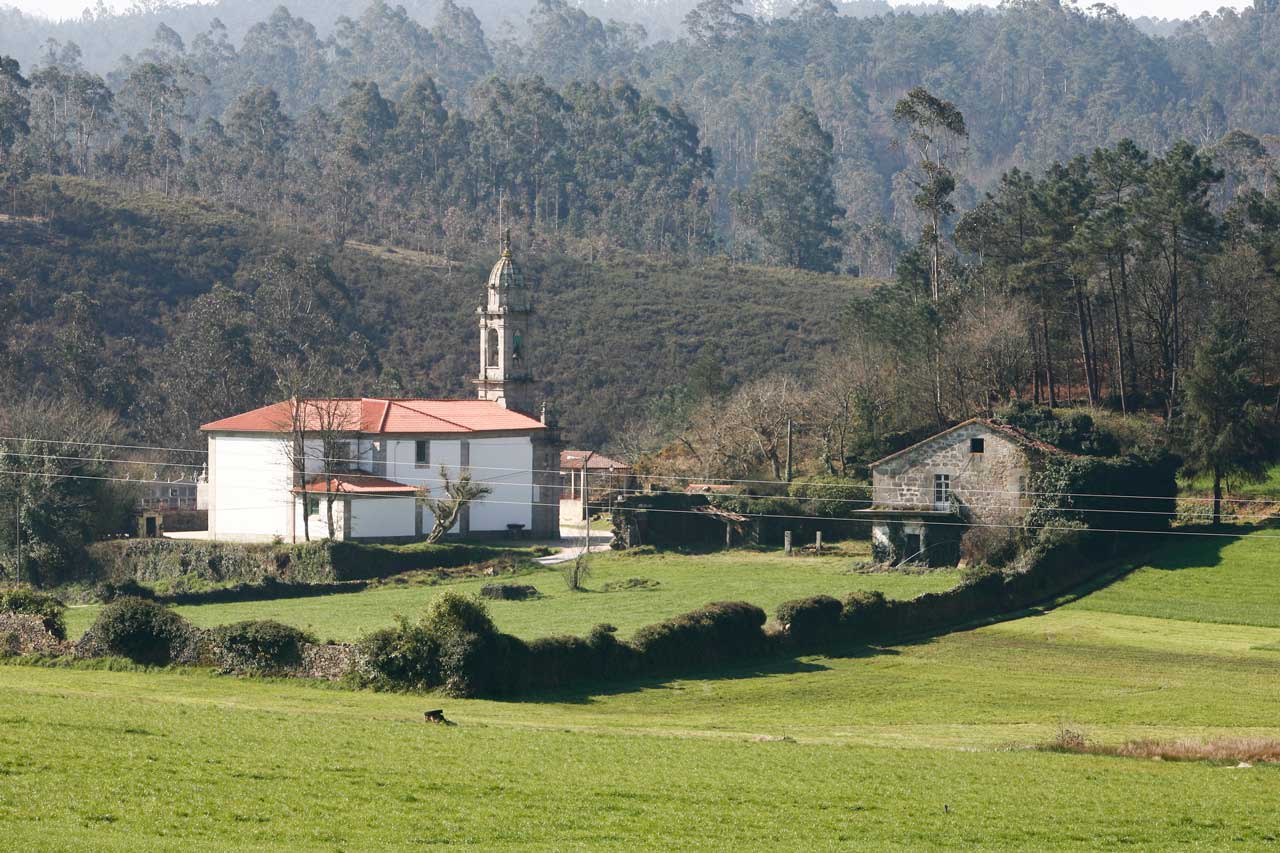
855,419 -> 1064,566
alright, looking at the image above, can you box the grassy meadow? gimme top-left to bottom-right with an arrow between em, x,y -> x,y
5,529 -> 1280,848
63,545 -> 960,643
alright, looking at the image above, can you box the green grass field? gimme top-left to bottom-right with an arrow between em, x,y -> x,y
63,545 -> 959,643
1182,463 -> 1280,500
6,531 -> 1280,848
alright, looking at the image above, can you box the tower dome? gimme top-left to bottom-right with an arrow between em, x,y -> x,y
487,232 -> 525,290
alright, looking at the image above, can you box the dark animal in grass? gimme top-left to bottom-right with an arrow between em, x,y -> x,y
424,709 -> 455,725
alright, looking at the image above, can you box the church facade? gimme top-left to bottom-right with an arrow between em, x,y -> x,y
201,240 -> 561,542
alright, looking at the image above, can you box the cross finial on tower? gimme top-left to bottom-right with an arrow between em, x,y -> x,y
501,228 -> 511,258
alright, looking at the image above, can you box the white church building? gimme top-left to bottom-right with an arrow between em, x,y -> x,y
200,239 -> 561,542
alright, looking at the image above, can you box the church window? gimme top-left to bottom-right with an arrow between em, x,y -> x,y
486,328 -> 499,368
513,331 -> 522,360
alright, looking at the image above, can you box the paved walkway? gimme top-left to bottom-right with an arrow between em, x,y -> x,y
537,524 -> 614,564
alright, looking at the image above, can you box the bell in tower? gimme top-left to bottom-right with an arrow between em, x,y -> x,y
474,231 -> 537,416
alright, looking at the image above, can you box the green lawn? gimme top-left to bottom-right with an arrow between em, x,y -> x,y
1066,531 -> 1280,628
8,531 -> 1280,848
1182,463 -> 1280,500
64,545 -> 960,643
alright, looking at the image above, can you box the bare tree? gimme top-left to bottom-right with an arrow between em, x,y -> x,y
416,466 -> 492,544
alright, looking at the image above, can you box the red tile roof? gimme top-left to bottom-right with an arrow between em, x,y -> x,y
560,450 -> 631,471
202,398 -> 546,434
292,473 -> 419,495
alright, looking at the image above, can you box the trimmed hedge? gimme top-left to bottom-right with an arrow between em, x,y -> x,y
89,597 -> 201,665
0,587 -> 68,640
776,595 -> 842,646
209,620 -> 316,675
480,583 -> 538,601
85,539 -> 544,587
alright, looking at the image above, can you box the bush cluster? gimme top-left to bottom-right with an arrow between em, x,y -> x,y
348,524 -> 1106,698
209,620 -> 316,675
776,595 -> 842,645
0,586 -> 68,640
90,597 -> 200,665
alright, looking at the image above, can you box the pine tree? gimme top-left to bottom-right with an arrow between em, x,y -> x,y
1181,310 -> 1274,525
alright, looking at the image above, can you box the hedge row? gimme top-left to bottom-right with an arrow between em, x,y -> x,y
84,539 -> 543,587
80,596 -> 315,674
53,524 -> 1126,699
97,576 -> 371,607
356,523 -> 1119,697
0,587 -> 67,640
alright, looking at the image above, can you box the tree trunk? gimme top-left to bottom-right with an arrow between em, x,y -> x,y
1073,278 -> 1098,407
1213,468 -> 1223,527
1043,313 -> 1057,408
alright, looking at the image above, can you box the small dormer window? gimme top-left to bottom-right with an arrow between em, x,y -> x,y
970,438 -> 985,454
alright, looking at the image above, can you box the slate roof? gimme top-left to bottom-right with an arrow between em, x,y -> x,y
202,398 -> 546,434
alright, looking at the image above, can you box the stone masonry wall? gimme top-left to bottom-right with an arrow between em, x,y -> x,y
872,423 -> 1032,525
0,613 -> 69,656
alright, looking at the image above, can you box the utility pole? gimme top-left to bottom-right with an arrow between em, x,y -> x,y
785,417 -> 793,482
14,500 -> 20,586
581,452 -> 594,556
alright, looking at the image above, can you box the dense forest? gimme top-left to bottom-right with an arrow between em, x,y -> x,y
3,1 -> 1280,270
0,0 -> 1278,472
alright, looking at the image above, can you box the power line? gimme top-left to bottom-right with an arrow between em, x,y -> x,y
2,440 -> 1272,508
0,466 -> 1276,543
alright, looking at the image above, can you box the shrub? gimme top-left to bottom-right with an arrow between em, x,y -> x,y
209,620 -> 316,674
94,578 -> 155,602
480,583 -> 538,601
90,597 -> 197,665
776,595 -> 843,645
840,590 -> 890,638
421,591 -> 496,638
787,476 -> 871,521
354,617 -> 439,691
0,587 -> 68,640
959,525 -> 1022,569
632,601 -> 767,670
436,630 -> 497,697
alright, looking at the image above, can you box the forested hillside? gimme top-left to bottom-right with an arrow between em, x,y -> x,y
0,178 -> 858,448
5,0 -> 1280,275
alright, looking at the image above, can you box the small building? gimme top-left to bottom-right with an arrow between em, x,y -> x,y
139,473 -> 200,511
558,450 -> 632,527
855,419 -> 1064,566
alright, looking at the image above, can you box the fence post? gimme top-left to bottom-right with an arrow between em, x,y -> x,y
784,530 -> 792,556
815,531 -> 823,554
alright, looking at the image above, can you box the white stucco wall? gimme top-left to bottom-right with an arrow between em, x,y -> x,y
469,436 -> 533,531
293,495 -> 342,540
350,497 -> 416,538
210,434 -> 294,540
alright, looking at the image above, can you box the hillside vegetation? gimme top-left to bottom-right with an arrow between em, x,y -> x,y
0,179 -> 864,446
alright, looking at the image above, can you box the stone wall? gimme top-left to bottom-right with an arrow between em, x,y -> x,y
872,422 -> 1033,525
299,643 -> 356,680
0,613 -> 69,656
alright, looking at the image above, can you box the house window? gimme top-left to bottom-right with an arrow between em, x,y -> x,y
934,473 -> 951,504
305,495 -> 320,516
970,437 -> 985,454
415,440 -> 430,466
169,488 -> 179,497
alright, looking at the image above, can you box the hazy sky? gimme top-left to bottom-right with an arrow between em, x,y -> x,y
2,0 -> 1257,22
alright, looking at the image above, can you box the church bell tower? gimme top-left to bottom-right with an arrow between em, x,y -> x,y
474,232 -> 537,416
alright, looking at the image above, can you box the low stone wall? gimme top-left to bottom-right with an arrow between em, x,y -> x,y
0,613 -> 69,656
299,643 -> 357,681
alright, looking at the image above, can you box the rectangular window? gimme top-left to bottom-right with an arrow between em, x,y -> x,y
305,495 -> 320,516
934,473 -> 951,504
415,440 -> 430,466
970,437 -> 985,454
